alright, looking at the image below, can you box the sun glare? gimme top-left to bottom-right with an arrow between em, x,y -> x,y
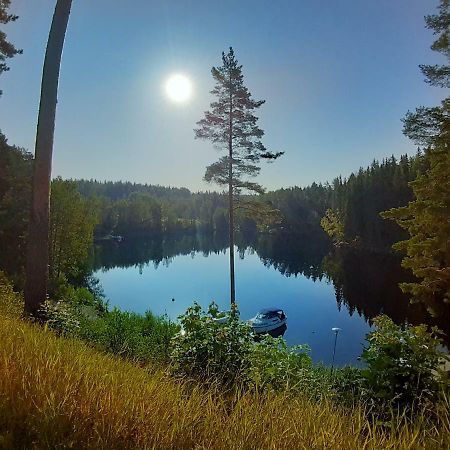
165,74 -> 192,103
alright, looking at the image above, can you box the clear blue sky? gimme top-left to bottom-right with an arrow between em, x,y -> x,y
0,0 -> 444,191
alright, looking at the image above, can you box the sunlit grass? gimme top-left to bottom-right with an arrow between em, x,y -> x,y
0,280 -> 449,449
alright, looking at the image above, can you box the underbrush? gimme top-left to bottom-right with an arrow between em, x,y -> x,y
40,276 -> 178,365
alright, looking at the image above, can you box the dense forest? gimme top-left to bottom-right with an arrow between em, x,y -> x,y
0,126 -> 424,288
74,151 -> 422,252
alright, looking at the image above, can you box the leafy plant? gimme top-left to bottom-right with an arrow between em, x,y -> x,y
361,315 -> 449,409
172,301 -> 354,398
0,271 -> 24,318
170,301 -> 253,384
40,299 -> 80,336
248,335 -> 311,391
78,308 -> 178,364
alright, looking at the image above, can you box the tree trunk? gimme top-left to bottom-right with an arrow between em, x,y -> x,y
24,0 -> 72,316
228,88 -> 235,306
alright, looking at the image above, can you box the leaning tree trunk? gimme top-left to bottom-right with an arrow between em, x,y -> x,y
24,0 -> 72,316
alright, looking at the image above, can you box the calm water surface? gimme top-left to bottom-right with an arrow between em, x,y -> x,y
93,233 -> 445,366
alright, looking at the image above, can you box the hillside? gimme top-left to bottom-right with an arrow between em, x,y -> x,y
0,280 -> 449,449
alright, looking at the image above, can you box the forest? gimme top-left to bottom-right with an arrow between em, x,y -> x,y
0,128 -> 425,284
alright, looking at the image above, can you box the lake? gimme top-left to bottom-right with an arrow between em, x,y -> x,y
92,232 -> 447,366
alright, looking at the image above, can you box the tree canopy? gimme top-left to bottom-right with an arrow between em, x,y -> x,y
382,0 -> 450,314
0,0 -> 22,96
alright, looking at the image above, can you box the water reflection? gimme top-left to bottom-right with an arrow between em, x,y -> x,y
267,323 -> 288,338
91,231 -> 449,345
321,248 -> 450,344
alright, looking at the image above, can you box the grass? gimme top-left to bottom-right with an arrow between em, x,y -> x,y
0,279 -> 449,449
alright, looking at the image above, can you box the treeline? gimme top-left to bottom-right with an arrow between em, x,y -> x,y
75,152 -> 421,252
264,153 -> 422,251
324,153 -> 424,250
0,127 -> 424,286
0,133 -> 32,282
0,133 -> 98,286
73,179 -> 251,237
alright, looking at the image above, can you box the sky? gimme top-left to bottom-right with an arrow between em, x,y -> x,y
0,0 -> 445,192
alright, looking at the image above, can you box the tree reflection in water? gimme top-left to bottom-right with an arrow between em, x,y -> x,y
91,231 -> 449,345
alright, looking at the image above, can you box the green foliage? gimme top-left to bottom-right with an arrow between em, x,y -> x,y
114,192 -> 162,237
171,302 -> 253,384
194,47 -> 283,197
321,208 -> 345,244
50,275 -> 108,315
0,132 -> 33,282
78,308 -> 178,365
262,156 -> 420,251
49,178 -> 99,281
39,277 -> 106,336
40,299 -> 80,336
0,271 -> 23,318
40,277 -> 178,365
249,337 -> 362,400
171,302 -> 358,399
382,0 -> 450,313
248,335 -> 311,391
382,149 -> 450,313
361,316 -> 449,408
331,366 -> 364,405
0,0 -> 22,95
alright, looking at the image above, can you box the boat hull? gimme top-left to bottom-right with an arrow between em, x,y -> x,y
250,318 -> 287,334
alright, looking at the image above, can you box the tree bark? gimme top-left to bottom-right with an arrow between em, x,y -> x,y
228,85 -> 235,306
24,0 -> 72,316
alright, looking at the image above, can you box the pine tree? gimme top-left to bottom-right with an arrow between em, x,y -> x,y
0,0 -> 22,96
382,0 -> 450,314
194,47 -> 283,305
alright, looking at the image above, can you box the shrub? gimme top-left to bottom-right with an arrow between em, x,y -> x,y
0,271 -> 23,318
51,275 -> 108,316
248,335 -> 311,391
40,299 -> 80,336
78,308 -> 178,364
361,315 -> 449,409
170,302 -> 253,384
171,301 -> 348,397
331,366 -> 364,405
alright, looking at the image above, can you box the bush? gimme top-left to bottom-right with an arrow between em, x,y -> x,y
331,366 -> 364,405
40,299 -> 80,336
0,271 -> 24,318
41,278 -> 106,336
51,275 -> 108,316
361,315 -> 449,409
170,302 -> 253,384
248,335 -> 311,391
171,301 -> 351,397
78,308 -> 178,364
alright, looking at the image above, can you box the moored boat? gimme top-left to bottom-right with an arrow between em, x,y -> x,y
249,308 -> 287,333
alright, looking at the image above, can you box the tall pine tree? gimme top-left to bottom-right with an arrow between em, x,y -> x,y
382,0 -> 450,315
194,48 -> 282,305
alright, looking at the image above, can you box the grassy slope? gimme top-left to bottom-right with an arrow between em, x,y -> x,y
0,285 -> 449,449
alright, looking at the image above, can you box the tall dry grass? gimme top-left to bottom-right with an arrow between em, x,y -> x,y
0,280 -> 449,449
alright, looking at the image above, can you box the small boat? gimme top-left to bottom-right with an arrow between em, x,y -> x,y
249,308 -> 287,334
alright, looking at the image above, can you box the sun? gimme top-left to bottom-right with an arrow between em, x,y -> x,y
165,74 -> 192,103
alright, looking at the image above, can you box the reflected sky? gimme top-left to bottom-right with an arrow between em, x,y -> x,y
95,246 -> 370,366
